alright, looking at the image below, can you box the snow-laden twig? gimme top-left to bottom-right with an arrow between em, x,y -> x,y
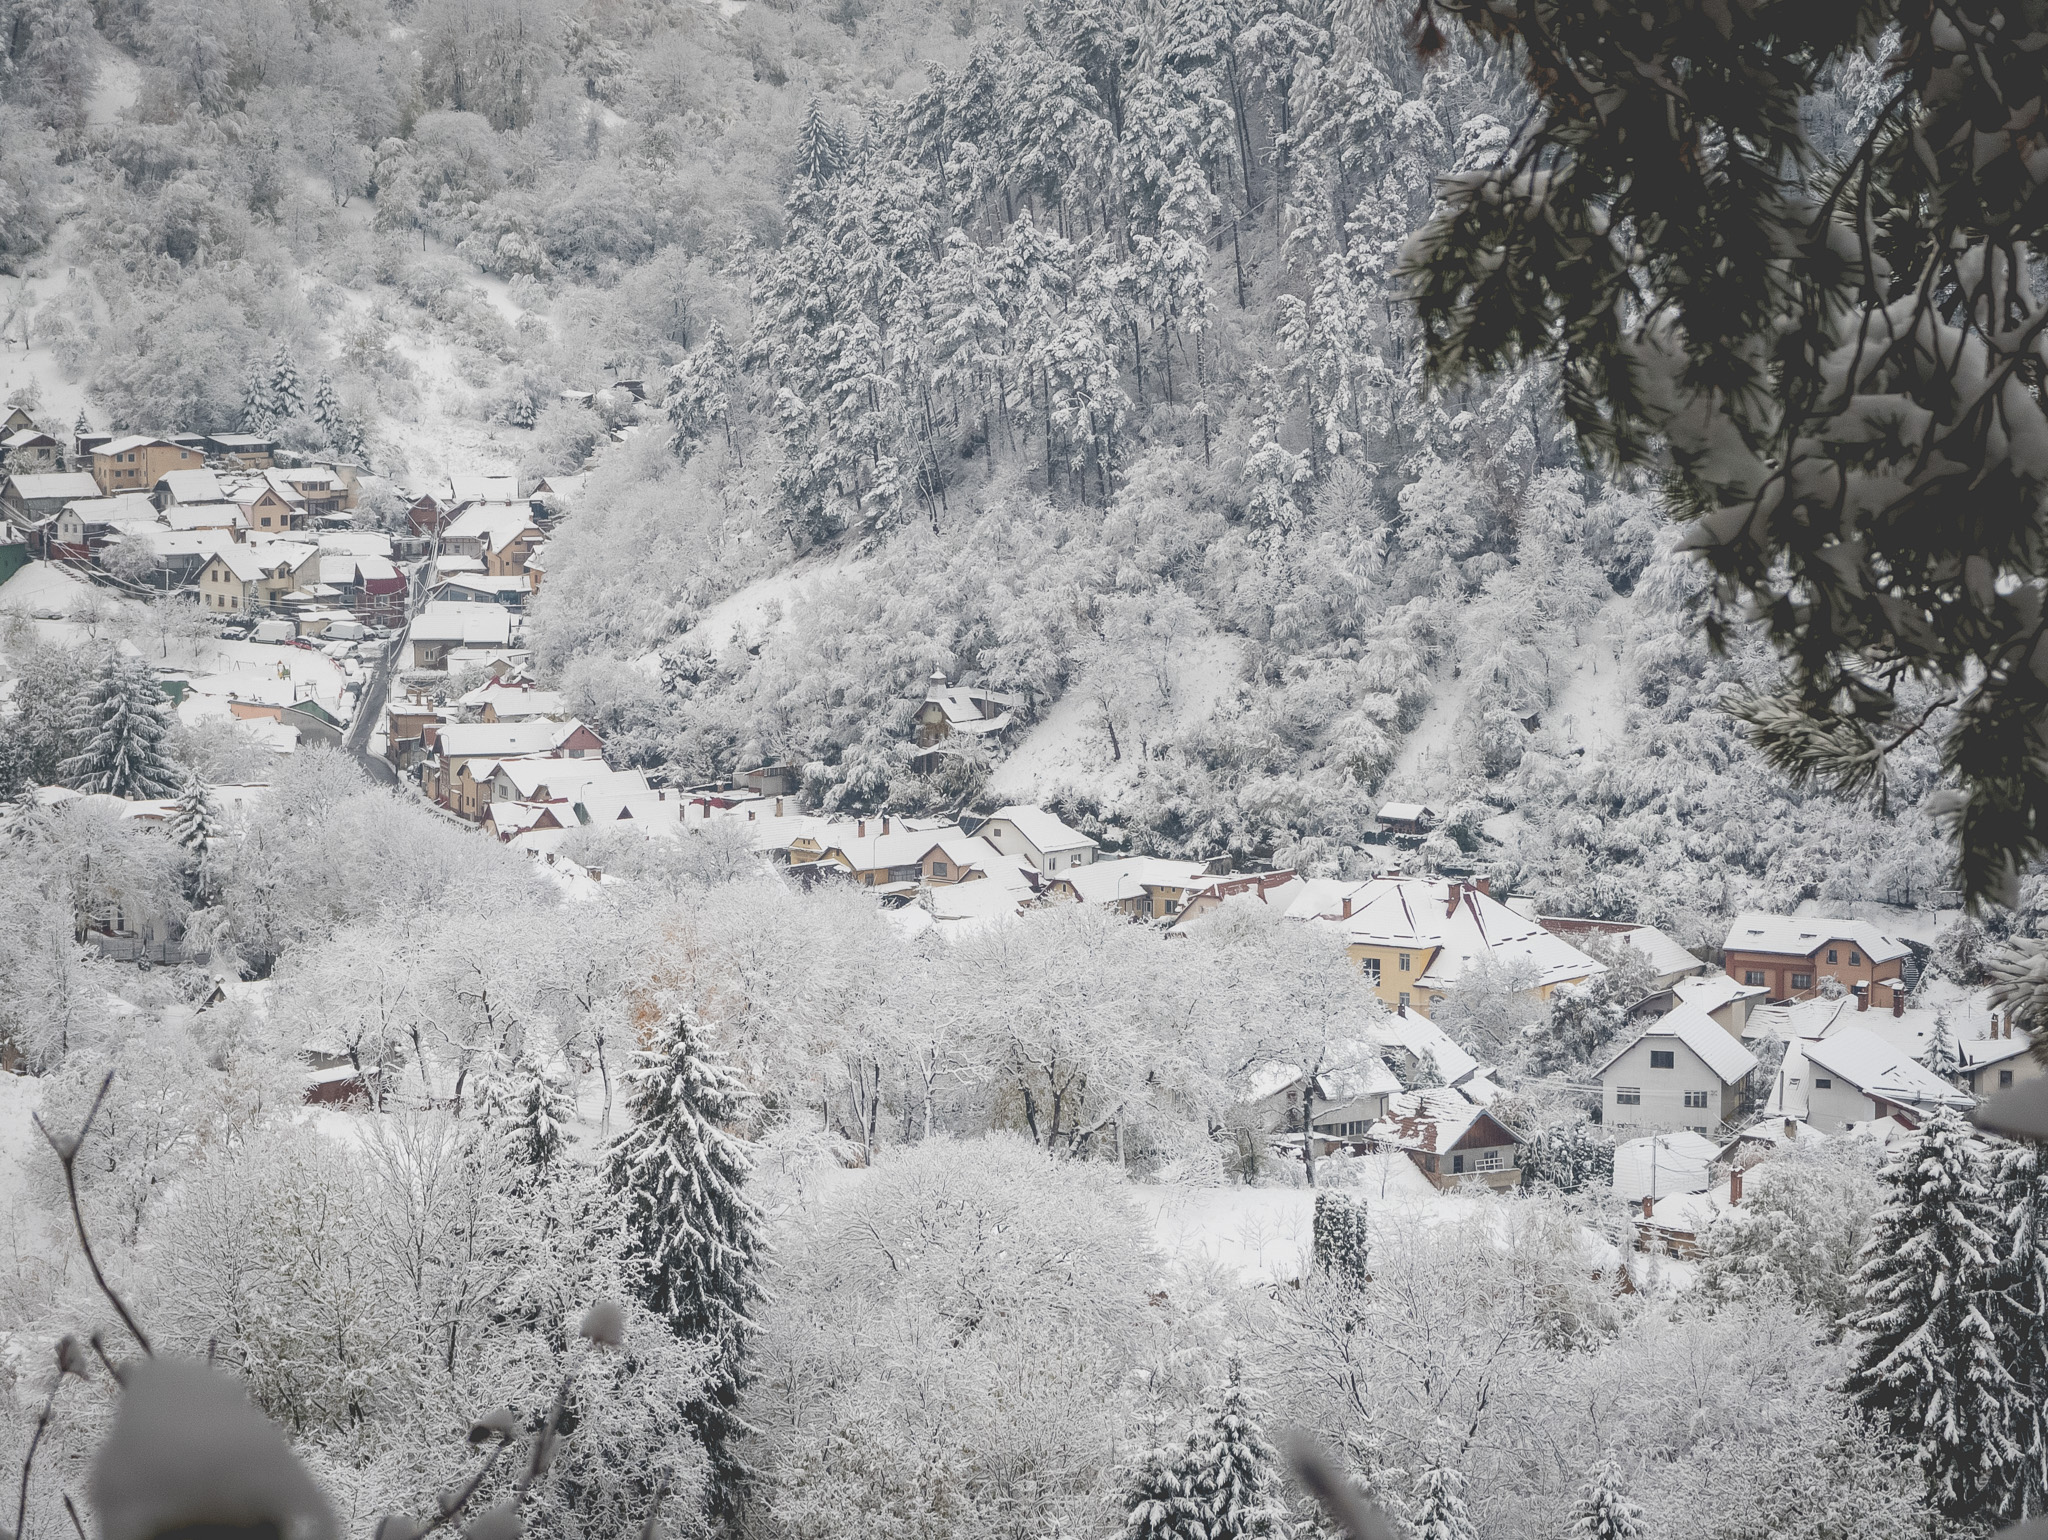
32,1072 -> 153,1358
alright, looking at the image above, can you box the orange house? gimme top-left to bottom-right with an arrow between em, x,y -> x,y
92,437 -> 200,494
1721,912 -> 1910,1007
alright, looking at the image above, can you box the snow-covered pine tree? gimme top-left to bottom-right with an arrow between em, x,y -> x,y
665,322 -> 737,463
166,773 -> 221,900
1845,1106 -> 2015,1519
1990,1140 -> 2048,1519
240,365 -> 278,434
603,1010 -> 767,1517
312,373 -> 345,443
1116,1441 -> 1210,1540
61,652 -> 180,799
1922,1018 -> 1962,1086
795,95 -> 842,188
1411,1463 -> 1475,1540
1312,1191 -> 1369,1291
1569,1460 -> 1645,1540
73,408 -> 88,439
1193,1362 -> 1289,1540
269,343 -> 306,421
498,1054 -> 575,1184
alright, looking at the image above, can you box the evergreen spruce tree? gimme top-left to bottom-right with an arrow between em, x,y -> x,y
61,652 -> 179,799
1569,1460 -> 1645,1540
1193,1362 -> 1289,1540
312,373 -> 345,443
1311,1191 -> 1369,1292
498,1054 -> 575,1185
1410,1464 -> 1475,1540
603,1011 -> 767,1519
795,95 -> 843,188
1116,1442 -> 1210,1540
269,343 -> 306,422
1990,1141 -> 2048,1519
240,366 -> 278,435
1922,1018 -> 1962,1086
1845,1107 -> 2015,1519
166,773 -> 222,901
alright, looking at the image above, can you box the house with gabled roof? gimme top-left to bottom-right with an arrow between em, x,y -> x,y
977,805 -> 1098,873
90,436 -> 201,494
1,429 -> 62,475
1287,875 -> 1604,1019
443,501 -> 544,578
1722,911 -> 1912,1008
153,467 -> 227,511
1366,1088 -> 1525,1191
1764,1022 -> 1974,1132
3,470 -> 102,535
1595,1003 -> 1759,1136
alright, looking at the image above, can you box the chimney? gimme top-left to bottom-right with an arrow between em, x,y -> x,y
1856,982 -> 1869,1012
1893,988 -> 1905,1018
882,815 -> 891,835
857,819 -> 867,838
1729,1168 -> 1743,1206
1446,882 -> 1464,917
1642,1194 -> 1654,1220
587,867 -> 603,882
775,797 -> 784,817
1784,1118 -> 1797,1140
702,801 -> 711,818
1341,896 -> 1352,920
1474,875 -> 1490,896
748,810 -> 756,821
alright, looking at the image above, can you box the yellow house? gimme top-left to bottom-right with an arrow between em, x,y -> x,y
92,436 -> 201,494
1289,875 -> 1605,1018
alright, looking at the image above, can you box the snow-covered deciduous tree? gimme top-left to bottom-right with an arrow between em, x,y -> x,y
604,1010 -> 768,1517
61,651 -> 179,799
1845,1108 -> 2014,1518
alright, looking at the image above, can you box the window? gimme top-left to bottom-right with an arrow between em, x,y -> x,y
1744,970 -> 1766,986
1452,1153 -> 1466,1174
1814,1078 -> 1832,1089
1361,958 -> 1381,984
1615,1087 -> 1641,1106
1826,948 -> 1838,963
1650,1050 -> 1676,1069
1683,1089 -> 1708,1109
1398,991 -> 1411,1009
1477,1148 -> 1502,1171
932,861 -> 947,878
1791,972 -> 1813,990
2002,1069 -> 2016,1089
1848,950 -> 1861,965
1398,952 -> 1412,971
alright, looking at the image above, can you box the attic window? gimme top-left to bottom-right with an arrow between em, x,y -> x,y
1650,1050 -> 1676,1069
1815,1078 -> 1832,1089
1848,951 -> 1861,965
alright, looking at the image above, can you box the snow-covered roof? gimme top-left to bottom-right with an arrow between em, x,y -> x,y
1611,925 -> 1705,980
1612,1130 -> 1720,1202
444,502 -> 540,552
1722,911 -> 1911,964
1365,1087 -> 1506,1154
1365,1006 -> 1480,1087
1245,1041 -> 1402,1108
984,804 -> 1097,855
204,547 -> 269,583
1768,1025 -> 1975,1118
95,434 -> 176,456
1960,1032 -> 2034,1071
447,472 -> 521,506
410,608 -> 514,646
481,689 -> 572,721
156,468 -> 224,503
1289,877 -> 1606,995
315,531 -> 393,558
1056,856 -> 1213,906
7,471 -> 101,502
433,720 -> 590,760
1672,973 -> 1768,1016
1595,1002 -> 1758,1086
1,428 -> 55,448
1376,802 -> 1436,823
819,823 -> 980,871
162,503 -> 245,530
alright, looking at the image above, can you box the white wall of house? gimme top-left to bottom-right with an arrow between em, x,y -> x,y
981,818 -> 1094,871
1602,1039 -> 1741,1134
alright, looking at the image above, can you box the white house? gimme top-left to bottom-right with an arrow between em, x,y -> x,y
977,805 -> 1098,872
1595,1002 -> 1758,1135
1765,1023 -> 1975,1132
